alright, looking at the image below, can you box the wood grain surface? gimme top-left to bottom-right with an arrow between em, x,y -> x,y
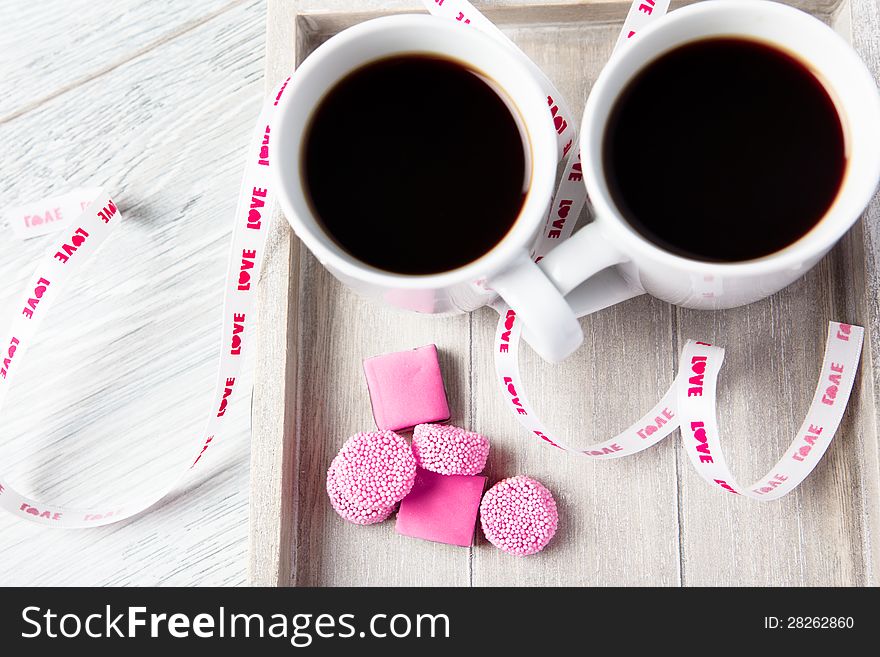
0,0 -> 877,588
0,0 -> 266,586
250,0 -> 880,587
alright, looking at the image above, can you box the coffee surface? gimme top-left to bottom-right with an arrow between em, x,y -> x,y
603,38 -> 846,262
303,55 -> 528,275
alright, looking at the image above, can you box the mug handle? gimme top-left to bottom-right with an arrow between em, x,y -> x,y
538,222 -> 630,298
564,266 -> 645,318
488,251 -> 584,363
517,268 -> 643,358
490,223 -> 643,362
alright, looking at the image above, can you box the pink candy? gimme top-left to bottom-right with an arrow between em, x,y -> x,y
479,475 -> 558,556
363,345 -> 450,432
326,465 -> 395,525
412,423 -> 489,476
396,469 -> 487,546
326,430 -> 417,524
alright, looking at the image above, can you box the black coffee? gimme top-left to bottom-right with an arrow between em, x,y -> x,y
302,55 -> 528,275
603,38 -> 846,262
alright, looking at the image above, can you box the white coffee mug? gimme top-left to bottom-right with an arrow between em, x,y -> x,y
273,14 -> 584,363
540,0 -> 880,339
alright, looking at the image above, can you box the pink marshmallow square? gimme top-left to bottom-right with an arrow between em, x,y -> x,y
396,469 -> 487,547
363,344 -> 450,432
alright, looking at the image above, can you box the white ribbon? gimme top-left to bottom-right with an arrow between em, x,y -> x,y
0,77 -> 290,526
0,0 -> 861,527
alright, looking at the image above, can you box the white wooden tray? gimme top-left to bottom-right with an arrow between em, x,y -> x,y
249,0 -> 880,586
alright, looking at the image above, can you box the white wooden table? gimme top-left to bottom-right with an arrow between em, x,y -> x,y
0,0 -> 265,586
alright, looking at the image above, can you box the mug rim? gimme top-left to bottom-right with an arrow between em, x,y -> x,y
581,0 -> 880,277
273,14 -> 559,290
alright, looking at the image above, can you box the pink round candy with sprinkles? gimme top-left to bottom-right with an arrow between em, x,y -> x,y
326,430 -> 416,523
480,476 -> 558,556
326,464 -> 395,525
412,423 -> 489,476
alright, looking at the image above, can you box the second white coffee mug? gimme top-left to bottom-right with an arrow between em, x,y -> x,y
541,0 -> 880,332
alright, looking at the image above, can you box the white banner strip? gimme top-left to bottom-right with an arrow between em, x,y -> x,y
494,313 -> 864,487
675,325 -> 863,499
0,76 -> 290,527
614,0 -> 672,52
0,2 -> 861,527
3,187 -> 103,240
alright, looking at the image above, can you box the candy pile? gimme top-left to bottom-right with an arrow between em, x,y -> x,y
325,344 -> 558,555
